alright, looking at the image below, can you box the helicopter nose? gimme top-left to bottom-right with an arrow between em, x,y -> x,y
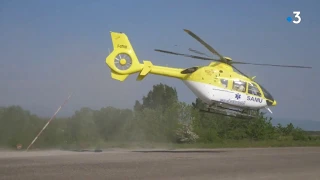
266,99 -> 276,106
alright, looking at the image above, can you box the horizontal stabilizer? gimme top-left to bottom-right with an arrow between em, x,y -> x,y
137,61 -> 153,81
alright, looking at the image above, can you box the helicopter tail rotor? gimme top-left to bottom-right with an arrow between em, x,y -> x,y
106,32 -> 143,81
106,31 -> 160,81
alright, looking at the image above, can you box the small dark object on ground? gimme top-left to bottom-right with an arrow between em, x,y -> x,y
71,149 -> 103,152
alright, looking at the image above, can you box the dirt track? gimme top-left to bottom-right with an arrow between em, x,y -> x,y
1,147 -> 320,180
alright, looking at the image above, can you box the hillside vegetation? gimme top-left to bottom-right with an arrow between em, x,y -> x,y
1,83 -> 319,150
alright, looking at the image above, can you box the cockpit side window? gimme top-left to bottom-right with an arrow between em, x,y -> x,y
220,79 -> 228,88
232,80 -> 247,93
248,83 -> 262,97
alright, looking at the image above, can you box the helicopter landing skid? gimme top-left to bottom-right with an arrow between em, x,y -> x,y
198,105 -> 257,119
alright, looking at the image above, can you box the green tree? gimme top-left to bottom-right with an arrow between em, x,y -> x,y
130,83 -> 181,142
0,82 -> 317,149
191,98 -> 222,143
0,106 -> 42,148
139,83 -> 178,111
245,114 -> 276,141
93,107 -> 132,141
66,107 -> 100,148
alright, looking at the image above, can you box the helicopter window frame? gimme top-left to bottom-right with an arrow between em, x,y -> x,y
248,82 -> 262,97
232,80 -> 247,93
220,79 -> 228,88
259,84 -> 274,101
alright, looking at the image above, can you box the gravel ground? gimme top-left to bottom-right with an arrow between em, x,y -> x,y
1,147 -> 320,180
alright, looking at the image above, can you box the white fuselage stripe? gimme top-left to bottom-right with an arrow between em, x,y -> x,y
182,80 -> 267,109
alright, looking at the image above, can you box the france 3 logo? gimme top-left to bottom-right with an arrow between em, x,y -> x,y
287,11 -> 301,24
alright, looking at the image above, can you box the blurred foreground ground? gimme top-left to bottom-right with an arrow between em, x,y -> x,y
1,147 -> 320,180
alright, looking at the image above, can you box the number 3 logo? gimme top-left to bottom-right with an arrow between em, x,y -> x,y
293,11 -> 301,24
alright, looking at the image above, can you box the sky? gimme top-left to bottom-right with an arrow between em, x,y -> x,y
0,0 -> 319,122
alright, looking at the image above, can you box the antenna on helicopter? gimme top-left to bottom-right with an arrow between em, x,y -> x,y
266,107 -> 273,114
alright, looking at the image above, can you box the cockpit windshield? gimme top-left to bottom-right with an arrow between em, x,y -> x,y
258,84 -> 274,101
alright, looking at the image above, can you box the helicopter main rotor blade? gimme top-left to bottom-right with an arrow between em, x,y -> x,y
230,61 -> 312,69
188,48 -> 210,57
154,49 -> 220,61
183,29 -> 226,62
229,64 -> 251,79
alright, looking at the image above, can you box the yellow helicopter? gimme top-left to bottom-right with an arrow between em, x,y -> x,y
105,29 -> 311,118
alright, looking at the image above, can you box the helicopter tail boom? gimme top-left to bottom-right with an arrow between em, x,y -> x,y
106,31 -> 186,81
